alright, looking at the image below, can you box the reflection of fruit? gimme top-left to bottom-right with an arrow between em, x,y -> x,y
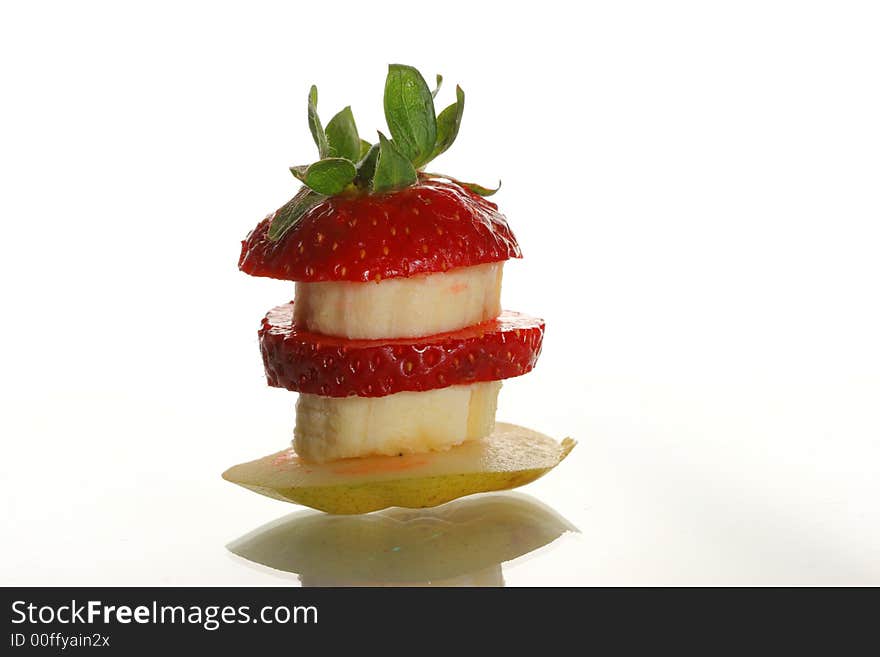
294,381 -> 501,463
260,305 -> 544,398
226,491 -> 577,585
298,565 -> 504,588
239,180 -> 521,283
293,262 -> 503,339
222,422 -> 575,514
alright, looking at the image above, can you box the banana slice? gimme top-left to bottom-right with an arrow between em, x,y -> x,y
294,381 -> 501,463
293,262 -> 503,339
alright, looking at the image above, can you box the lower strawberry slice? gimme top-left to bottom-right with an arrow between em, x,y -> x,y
259,304 -> 544,398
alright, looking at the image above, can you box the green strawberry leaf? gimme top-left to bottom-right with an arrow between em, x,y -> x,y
290,158 -> 356,195
383,64 -> 437,169
421,171 -> 500,197
372,132 -> 417,193
278,66 -> 491,200
289,164 -> 309,180
307,85 -> 330,158
325,106 -> 361,161
460,179 -> 501,197
359,139 -> 373,159
354,142 -> 379,188
268,187 -> 325,241
429,85 -> 465,163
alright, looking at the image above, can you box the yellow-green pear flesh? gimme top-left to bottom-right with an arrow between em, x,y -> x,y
222,422 -> 575,514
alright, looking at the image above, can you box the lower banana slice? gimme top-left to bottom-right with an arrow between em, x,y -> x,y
294,381 -> 501,463
222,422 -> 576,514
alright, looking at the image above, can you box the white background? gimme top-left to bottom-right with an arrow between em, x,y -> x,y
1,1 -> 878,585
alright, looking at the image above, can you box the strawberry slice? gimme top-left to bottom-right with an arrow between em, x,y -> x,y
259,304 -> 544,398
239,180 -> 521,283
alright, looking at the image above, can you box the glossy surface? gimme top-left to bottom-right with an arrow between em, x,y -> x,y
260,305 -> 545,397
239,180 -> 522,283
227,492 -> 576,586
222,422 -> 576,514
5,2 -> 880,588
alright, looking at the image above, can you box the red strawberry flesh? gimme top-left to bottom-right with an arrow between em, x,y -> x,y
239,180 -> 521,283
259,304 -> 544,398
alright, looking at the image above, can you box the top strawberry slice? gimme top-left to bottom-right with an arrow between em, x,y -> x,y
239,65 -> 521,283
239,179 -> 521,283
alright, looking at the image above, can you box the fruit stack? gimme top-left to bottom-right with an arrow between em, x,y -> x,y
224,65 -> 573,514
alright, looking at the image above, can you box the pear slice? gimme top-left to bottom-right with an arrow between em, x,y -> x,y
222,422 -> 575,515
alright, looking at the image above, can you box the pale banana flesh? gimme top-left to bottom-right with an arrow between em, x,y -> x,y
293,262 -> 503,339
294,381 -> 501,463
